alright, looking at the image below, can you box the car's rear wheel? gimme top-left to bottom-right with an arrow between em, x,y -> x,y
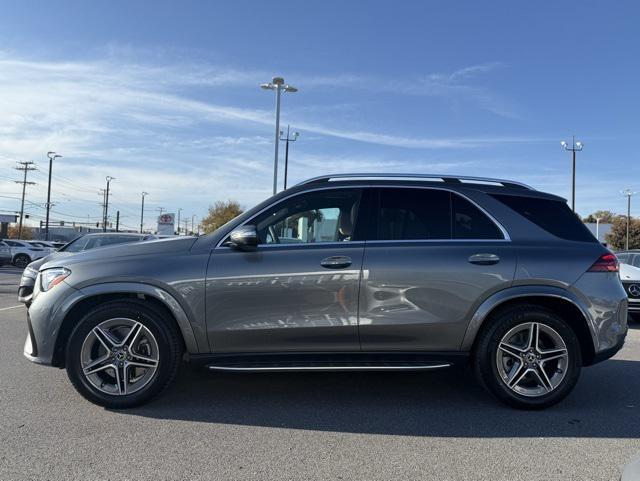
13,254 -> 30,268
65,300 -> 182,409
474,304 -> 582,409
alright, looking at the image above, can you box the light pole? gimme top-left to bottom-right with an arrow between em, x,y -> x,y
561,137 -> 583,212
191,214 -> 196,235
622,189 -> 636,250
103,176 -> 114,232
261,77 -> 298,195
140,192 -> 148,233
177,208 -> 182,235
279,125 -> 299,190
45,152 -> 62,240
595,217 -> 601,242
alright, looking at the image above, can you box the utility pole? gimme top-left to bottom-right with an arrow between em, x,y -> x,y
140,192 -> 148,233
115,211 -> 120,232
103,176 -> 114,232
622,189 -> 637,251
14,161 -> 37,238
560,137 -> 583,213
191,214 -> 196,236
184,219 -> 188,235
279,125 -> 300,190
261,77 -> 298,195
44,152 -> 62,240
177,208 -> 182,235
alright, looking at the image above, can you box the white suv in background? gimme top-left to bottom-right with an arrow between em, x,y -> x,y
2,239 -> 49,268
617,251 -> 640,321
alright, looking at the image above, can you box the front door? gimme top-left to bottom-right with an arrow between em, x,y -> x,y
206,188 -> 365,353
358,187 -> 516,352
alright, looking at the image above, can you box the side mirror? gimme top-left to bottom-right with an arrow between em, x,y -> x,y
228,225 -> 258,251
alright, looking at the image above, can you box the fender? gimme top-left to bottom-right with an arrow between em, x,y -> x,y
460,285 -> 596,351
57,282 -> 201,354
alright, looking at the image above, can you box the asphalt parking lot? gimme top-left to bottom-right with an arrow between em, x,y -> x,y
0,266 -> 639,481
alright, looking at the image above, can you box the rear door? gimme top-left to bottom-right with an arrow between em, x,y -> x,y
358,187 -> 516,352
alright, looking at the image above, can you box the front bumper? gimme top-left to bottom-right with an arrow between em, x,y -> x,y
23,280 -> 78,366
18,267 -> 38,305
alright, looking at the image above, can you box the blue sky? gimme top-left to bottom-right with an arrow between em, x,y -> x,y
0,0 -> 639,230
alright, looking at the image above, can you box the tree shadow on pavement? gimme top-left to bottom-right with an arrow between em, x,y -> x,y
123,358 -> 640,438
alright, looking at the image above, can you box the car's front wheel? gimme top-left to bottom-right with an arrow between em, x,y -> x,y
65,300 -> 183,409
474,304 -> 582,409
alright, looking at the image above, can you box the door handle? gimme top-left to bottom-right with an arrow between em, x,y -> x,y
468,253 -> 500,265
320,256 -> 353,269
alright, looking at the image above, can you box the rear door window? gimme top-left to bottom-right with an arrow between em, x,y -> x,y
491,194 -> 596,242
376,188 -> 451,240
374,188 -> 504,241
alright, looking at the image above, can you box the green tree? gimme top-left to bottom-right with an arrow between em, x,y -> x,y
201,200 -> 243,234
605,216 -> 640,250
583,210 -> 617,224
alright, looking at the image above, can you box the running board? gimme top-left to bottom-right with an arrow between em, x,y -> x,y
207,362 -> 452,372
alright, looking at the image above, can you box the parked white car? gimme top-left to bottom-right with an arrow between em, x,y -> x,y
25,240 -> 57,254
619,262 -> 640,321
1,239 -> 49,268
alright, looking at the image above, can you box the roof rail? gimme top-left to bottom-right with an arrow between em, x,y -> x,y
296,173 -> 535,190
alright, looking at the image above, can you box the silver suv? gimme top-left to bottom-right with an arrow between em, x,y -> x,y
23,174 -> 628,409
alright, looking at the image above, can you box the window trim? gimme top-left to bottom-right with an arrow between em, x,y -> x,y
215,184 -> 510,249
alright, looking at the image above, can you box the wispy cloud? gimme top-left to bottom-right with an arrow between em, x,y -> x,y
0,52 -> 541,226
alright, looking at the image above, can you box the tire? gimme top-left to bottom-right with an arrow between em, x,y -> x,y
13,254 -> 31,268
474,304 -> 582,410
65,300 -> 183,409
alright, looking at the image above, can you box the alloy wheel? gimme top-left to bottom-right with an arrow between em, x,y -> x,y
80,318 -> 159,396
495,322 -> 569,397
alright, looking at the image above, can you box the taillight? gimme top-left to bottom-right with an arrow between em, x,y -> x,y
587,253 -> 619,272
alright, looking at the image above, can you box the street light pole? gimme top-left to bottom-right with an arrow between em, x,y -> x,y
103,176 -> 114,232
45,152 -> 62,240
140,192 -> 148,233
177,208 -> 182,235
279,125 -> 300,190
261,77 -> 298,195
622,189 -> 636,251
560,137 -> 583,213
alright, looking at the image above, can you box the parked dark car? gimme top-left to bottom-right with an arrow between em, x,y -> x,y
22,174 -> 627,410
0,240 -> 12,266
18,233 -> 157,305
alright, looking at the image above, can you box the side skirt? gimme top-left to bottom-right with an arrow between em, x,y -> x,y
188,351 -> 469,372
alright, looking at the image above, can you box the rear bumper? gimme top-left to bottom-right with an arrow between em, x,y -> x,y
591,326 -> 627,364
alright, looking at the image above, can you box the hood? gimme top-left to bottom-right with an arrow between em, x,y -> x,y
620,262 -> 640,281
41,236 -> 198,270
27,251 -> 72,271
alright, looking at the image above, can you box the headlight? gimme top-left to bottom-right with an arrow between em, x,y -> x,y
40,268 -> 71,292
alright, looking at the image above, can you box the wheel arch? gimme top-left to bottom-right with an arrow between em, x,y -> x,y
462,287 -> 597,366
51,283 -> 200,367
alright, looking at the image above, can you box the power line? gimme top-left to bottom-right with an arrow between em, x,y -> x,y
14,161 -> 37,238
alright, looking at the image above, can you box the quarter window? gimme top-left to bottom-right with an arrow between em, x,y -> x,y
254,189 -> 362,245
375,188 -> 503,241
